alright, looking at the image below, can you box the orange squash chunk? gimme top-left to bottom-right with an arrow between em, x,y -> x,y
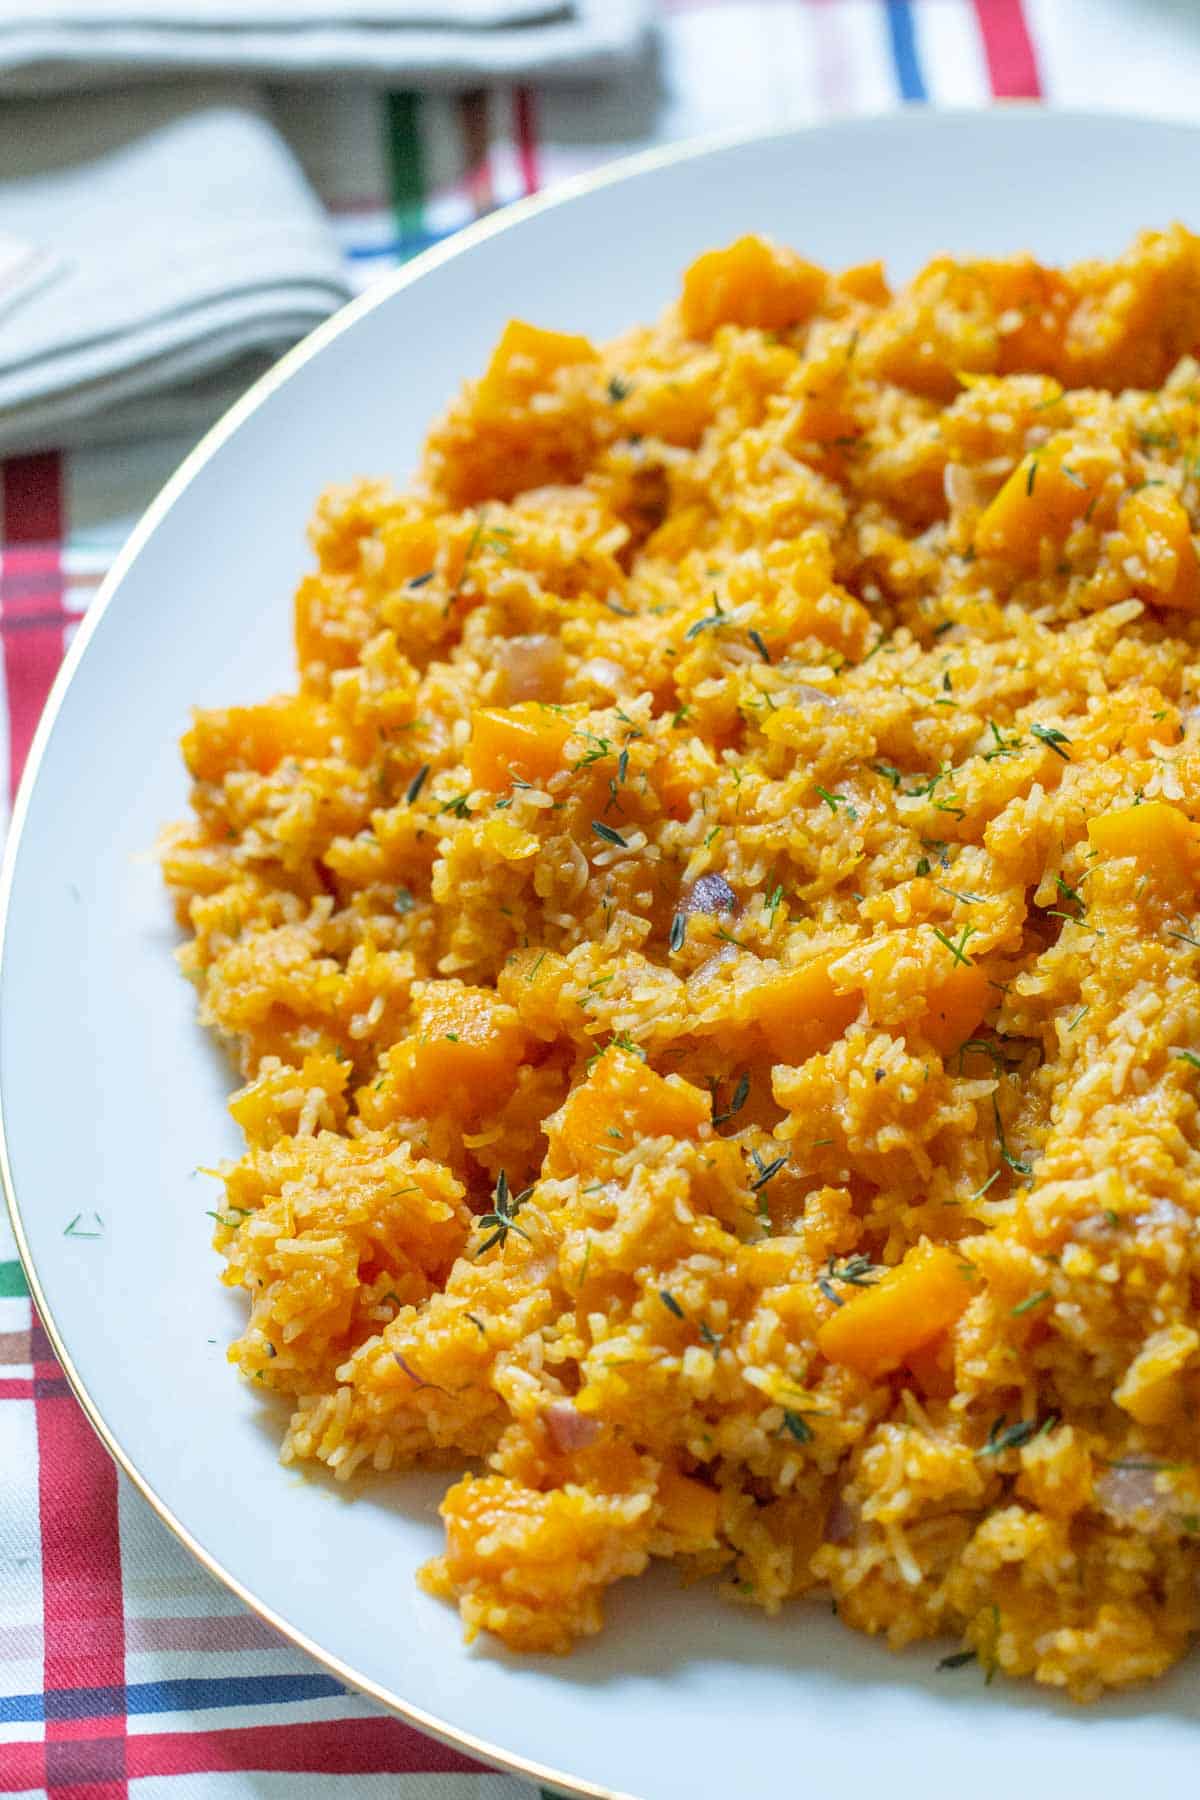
681,236 -> 827,338
477,319 -> 598,407
548,1048 -> 709,1174
920,960 -> 991,1056
1118,486 -> 1200,612
838,259 -> 891,306
979,258 -> 1073,373
817,1241 -> 972,1381
182,695 -> 337,782
904,1333 -> 957,1399
656,1468 -> 721,1545
1088,799 -> 1200,885
975,447 -> 1095,566
755,954 -> 859,1064
468,703 -> 573,790
379,983 -> 528,1119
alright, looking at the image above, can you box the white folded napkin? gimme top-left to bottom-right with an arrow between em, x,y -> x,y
0,84 -> 351,455
0,0 -> 650,91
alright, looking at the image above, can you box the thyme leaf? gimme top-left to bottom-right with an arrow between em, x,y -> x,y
474,1170 -> 534,1257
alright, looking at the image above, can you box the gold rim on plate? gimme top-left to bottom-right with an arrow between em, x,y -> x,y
0,101 -> 1114,1800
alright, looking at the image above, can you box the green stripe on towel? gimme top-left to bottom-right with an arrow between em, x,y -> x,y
384,92 -> 426,252
0,1260 -> 29,1298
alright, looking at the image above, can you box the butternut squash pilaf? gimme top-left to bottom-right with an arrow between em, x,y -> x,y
163,228 -> 1200,1699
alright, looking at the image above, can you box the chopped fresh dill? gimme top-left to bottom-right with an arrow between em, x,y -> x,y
977,1415 -> 1046,1457
937,882 -> 983,906
938,1650 -> 978,1672
685,595 -> 727,640
749,1150 -> 787,1192
968,1169 -> 1001,1203
817,1253 -> 883,1308
64,1211 -> 104,1238
992,1094 -> 1033,1180
714,1071 -> 751,1126
1030,722 -> 1072,760
932,923 -> 977,967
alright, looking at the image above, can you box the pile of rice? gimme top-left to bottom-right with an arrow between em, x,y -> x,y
162,226 -> 1200,1698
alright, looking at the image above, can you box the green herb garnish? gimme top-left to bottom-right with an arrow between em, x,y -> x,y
1030,722 -> 1071,760
474,1170 -> 533,1257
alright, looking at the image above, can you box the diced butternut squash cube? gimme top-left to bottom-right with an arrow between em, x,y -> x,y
754,1494 -> 827,1596
755,954 -> 859,1064
919,960 -> 991,1056
1088,799 -> 1200,885
817,1241 -> 972,1381
468,703 -> 573,790
182,695 -> 337,782
229,1050 -> 349,1146
424,1469 -> 649,1655
377,515 -> 440,587
645,502 -> 710,561
656,1468 -> 721,1546
681,236 -> 827,338
1113,1324 -> 1198,1427
654,735 -> 721,821
478,319 -> 598,407
547,1048 -> 710,1174
904,1334 -> 956,1399
975,447 -> 1096,566
976,258 -> 1073,374
838,260 -> 891,306
1117,486 -> 1200,612
371,982 -> 528,1121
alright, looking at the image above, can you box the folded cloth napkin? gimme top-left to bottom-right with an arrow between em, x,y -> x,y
0,83 -> 351,455
0,0 -> 650,91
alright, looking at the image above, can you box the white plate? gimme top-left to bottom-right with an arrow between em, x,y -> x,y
6,109 -> 1200,1800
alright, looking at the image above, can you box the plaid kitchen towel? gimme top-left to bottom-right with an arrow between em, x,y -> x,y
4,1 -> 1200,1795
0,0 -> 651,91
0,83 -> 352,457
